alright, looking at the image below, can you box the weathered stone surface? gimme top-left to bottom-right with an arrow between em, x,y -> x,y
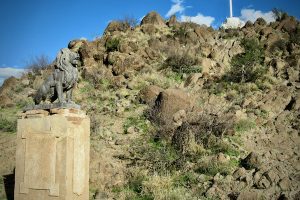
167,15 -> 178,27
104,21 -> 130,34
24,102 -> 81,112
107,52 -> 145,75
140,11 -> 166,27
138,85 -> 163,105
237,189 -> 262,200
14,109 -> 90,200
184,73 -> 202,87
241,152 -> 262,170
153,89 -> 194,125
0,76 -> 17,95
0,94 -> 14,108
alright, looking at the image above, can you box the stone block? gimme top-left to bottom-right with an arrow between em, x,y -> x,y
14,108 -> 90,200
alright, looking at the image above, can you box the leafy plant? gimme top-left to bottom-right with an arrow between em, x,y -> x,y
0,116 -> 17,133
105,38 -> 120,52
225,37 -> 266,83
164,52 -> 201,74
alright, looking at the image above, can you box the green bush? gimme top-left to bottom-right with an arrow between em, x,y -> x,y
105,38 -> 120,52
225,38 -> 266,83
0,116 -> 17,133
164,52 -> 201,74
234,119 -> 256,133
123,116 -> 149,134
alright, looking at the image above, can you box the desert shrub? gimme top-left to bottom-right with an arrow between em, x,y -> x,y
128,133 -> 180,174
164,52 -> 201,74
123,116 -> 149,134
166,71 -> 184,83
234,119 -> 256,133
196,159 -> 239,176
224,37 -> 266,83
16,99 -> 32,109
105,38 -> 120,52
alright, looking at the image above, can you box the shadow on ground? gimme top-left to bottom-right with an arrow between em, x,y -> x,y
3,169 -> 14,200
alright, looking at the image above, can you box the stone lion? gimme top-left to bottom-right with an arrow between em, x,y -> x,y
34,48 -> 80,105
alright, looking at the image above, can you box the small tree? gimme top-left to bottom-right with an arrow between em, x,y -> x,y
122,15 -> 138,28
225,38 -> 266,83
26,54 -> 51,75
164,51 -> 201,74
105,37 -> 120,52
272,8 -> 288,21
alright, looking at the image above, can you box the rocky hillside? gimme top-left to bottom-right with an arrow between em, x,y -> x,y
0,11 -> 300,200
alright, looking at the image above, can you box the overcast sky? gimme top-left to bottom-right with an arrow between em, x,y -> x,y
0,0 -> 300,85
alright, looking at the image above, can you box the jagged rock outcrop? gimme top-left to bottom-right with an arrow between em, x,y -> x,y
140,11 -> 166,27
104,21 -> 130,34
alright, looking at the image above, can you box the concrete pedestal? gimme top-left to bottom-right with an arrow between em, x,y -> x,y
14,108 -> 90,200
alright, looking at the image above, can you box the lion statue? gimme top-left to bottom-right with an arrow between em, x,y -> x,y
34,48 -> 80,105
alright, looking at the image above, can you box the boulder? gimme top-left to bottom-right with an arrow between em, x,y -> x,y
78,41 -> 105,68
184,73 -> 202,87
244,21 -> 253,28
153,89 -> 194,125
104,21 -> 130,34
140,11 -> 166,27
237,189 -> 262,200
0,76 -> 17,95
241,152 -> 262,170
278,177 -> 291,191
172,109 -> 187,127
259,86 -> 292,119
0,95 -> 14,108
141,24 -> 158,35
254,17 -> 267,27
107,52 -> 145,75
194,26 -> 214,43
138,85 -> 163,105
276,16 -> 298,33
167,15 -> 178,27
32,75 -> 44,90
68,39 -> 86,51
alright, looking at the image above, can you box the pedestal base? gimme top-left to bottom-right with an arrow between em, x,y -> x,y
14,108 -> 90,200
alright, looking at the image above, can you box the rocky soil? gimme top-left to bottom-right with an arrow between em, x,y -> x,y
0,11 -> 299,200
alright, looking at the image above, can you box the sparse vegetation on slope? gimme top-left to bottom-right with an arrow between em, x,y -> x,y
1,11 -> 300,200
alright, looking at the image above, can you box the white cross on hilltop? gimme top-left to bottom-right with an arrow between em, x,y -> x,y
230,0 -> 233,17
221,0 -> 245,29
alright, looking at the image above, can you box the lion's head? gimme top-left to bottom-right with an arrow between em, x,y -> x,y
55,48 -> 80,72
